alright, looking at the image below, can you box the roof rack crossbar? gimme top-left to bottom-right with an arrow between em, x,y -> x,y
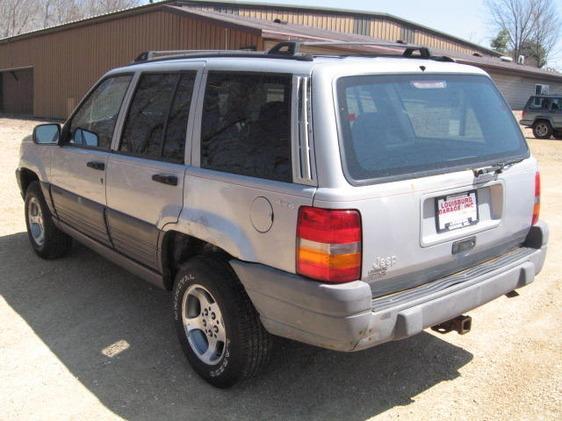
268,41 -> 303,56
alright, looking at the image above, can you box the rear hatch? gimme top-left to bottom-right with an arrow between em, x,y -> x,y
317,73 -> 535,297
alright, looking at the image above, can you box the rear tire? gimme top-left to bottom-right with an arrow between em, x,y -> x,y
532,120 -> 553,139
24,181 -> 72,259
173,255 -> 272,388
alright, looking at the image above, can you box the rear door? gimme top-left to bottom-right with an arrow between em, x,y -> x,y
550,98 -> 562,127
51,74 -> 132,246
105,66 -> 201,270
184,70 -> 314,274
321,72 -> 534,297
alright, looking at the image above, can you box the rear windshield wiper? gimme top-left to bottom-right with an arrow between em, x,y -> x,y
472,158 -> 524,177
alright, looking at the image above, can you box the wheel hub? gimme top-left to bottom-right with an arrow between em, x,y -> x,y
536,123 -> 548,137
181,284 -> 226,365
28,197 -> 45,247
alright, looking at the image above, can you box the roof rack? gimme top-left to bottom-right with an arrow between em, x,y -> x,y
131,41 -> 455,65
132,49 -> 313,64
267,41 -> 455,62
135,50 -> 220,61
533,93 -> 562,97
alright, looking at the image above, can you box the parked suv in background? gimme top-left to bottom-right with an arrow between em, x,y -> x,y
16,42 -> 548,388
520,95 -> 562,139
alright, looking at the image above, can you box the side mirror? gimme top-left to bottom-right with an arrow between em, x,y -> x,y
33,124 -> 60,144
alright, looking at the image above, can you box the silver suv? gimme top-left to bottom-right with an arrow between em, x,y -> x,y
16,42 -> 548,388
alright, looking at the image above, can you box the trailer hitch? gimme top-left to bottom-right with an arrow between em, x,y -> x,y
431,315 -> 472,335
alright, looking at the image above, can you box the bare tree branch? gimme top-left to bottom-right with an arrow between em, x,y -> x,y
486,0 -> 561,67
0,0 -> 39,38
0,0 -> 142,38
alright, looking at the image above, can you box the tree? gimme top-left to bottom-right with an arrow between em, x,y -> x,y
491,29 -> 510,53
520,41 -> 548,68
0,0 -> 142,38
40,1 -> 87,28
0,0 -> 37,38
486,0 -> 561,68
84,0 -> 143,17
530,0 -> 561,67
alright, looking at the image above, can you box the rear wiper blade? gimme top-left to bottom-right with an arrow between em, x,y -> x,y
472,158 -> 524,177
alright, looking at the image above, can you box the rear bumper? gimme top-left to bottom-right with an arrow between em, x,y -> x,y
231,222 -> 548,352
519,119 -> 533,127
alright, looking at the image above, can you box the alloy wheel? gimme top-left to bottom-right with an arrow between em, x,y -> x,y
28,197 -> 45,247
181,284 -> 227,365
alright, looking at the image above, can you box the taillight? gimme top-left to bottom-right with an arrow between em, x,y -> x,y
296,206 -> 362,283
532,171 -> 540,225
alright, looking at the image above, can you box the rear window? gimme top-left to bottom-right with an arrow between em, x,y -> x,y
337,74 -> 528,183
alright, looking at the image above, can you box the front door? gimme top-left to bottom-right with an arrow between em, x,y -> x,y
50,75 -> 133,246
106,67 -> 201,270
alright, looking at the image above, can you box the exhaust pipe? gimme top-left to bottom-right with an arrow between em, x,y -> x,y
431,315 -> 472,335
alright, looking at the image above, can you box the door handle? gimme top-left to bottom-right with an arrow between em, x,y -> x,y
152,174 -> 178,186
86,161 -> 105,171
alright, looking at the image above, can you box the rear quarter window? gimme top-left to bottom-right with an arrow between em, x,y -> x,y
527,96 -> 547,110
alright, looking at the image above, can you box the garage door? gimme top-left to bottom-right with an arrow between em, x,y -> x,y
0,68 -> 33,115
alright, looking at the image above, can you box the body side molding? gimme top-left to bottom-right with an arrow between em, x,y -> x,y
53,218 -> 166,289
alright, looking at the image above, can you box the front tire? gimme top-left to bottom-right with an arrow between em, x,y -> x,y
24,181 -> 72,259
173,255 -> 272,388
532,120 -> 553,139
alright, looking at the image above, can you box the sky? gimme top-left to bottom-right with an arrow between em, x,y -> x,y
172,0 -> 562,69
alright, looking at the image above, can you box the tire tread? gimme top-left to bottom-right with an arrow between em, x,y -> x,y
197,255 -> 272,379
25,182 -> 72,259
173,254 -> 272,387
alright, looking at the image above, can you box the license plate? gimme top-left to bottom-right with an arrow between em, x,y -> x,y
436,190 -> 478,232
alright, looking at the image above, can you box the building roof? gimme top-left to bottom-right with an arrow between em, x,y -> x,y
449,51 -> 562,83
178,0 -> 502,57
170,6 -> 562,83
0,0 -> 560,83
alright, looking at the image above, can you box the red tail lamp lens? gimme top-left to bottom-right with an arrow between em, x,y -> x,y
296,207 -> 362,283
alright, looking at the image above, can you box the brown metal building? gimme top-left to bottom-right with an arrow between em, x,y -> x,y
1,0 -> 561,119
186,0 -> 501,56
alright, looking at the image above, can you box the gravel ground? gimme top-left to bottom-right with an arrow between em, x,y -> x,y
0,117 -> 560,420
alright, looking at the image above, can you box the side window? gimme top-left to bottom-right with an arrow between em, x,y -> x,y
529,96 -> 545,110
68,75 -> 132,149
200,72 -> 292,182
119,72 -> 196,163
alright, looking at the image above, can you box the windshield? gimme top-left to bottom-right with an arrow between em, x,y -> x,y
336,74 -> 528,183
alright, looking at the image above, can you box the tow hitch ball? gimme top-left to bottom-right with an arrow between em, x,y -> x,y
431,315 -> 472,335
